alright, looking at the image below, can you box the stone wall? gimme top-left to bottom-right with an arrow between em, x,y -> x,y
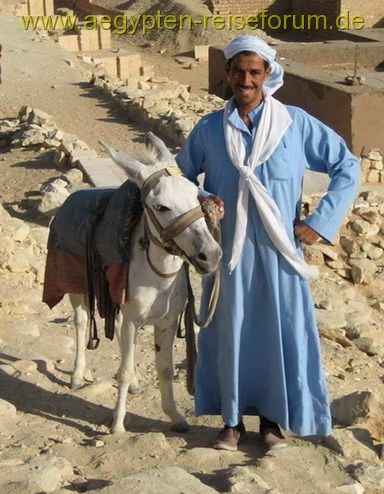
340,0 -> 384,28
208,0 -> 290,15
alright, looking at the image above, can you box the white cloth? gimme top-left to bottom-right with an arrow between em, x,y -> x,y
224,96 -> 319,279
224,35 -> 284,96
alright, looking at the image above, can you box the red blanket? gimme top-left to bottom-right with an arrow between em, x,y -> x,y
42,248 -> 129,309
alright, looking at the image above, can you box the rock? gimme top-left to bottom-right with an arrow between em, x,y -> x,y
315,299 -> 333,310
54,149 -> 68,167
331,391 -> 384,441
0,398 -> 17,422
0,455 -> 73,493
74,380 -> 113,400
180,447 -> 221,470
368,149 -> 383,162
325,259 -> 345,270
6,252 -> 30,273
340,236 -> 360,256
38,189 -> 69,218
98,466 -> 218,494
69,148 -> 98,166
316,309 -> 346,330
4,218 -> 30,242
0,236 -> 15,267
29,226 -> 49,248
350,220 -> 371,235
303,245 -> 325,266
345,310 -> 373,339
21,129 -> 47,147
228,466 -> 271,493
323,428 -> 378,463
335,482 -> 365,493
315,244 -> 338,261
360,211 -> 381,224
61,169 -> 84,186
11,359 -> 38,374
40,178 -> 68,194
27,108 -> 52,126
348,259 -> 377,284
361,243 -> 383,260
18,105 -> 33,122
350,464 -> 384,489
354,335 -> 383,357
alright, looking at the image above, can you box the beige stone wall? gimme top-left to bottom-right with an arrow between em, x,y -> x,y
210,0 -> 290,15
340,0 -> 384,28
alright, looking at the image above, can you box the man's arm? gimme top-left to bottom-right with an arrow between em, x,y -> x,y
300,113 -> 361,244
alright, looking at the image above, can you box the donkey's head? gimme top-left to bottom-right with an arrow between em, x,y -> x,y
101,133 -> 222,274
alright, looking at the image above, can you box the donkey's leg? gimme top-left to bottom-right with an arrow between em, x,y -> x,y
115,310 -> 141,395
69,293 -> 89,390
154,320 -> 189,432
111,315 -> 138,434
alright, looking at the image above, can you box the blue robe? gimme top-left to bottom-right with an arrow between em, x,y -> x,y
176,101 -> 360,437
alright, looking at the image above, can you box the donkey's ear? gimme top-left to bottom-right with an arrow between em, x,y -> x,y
145,132 -> 177,165
100,142 -> 149,186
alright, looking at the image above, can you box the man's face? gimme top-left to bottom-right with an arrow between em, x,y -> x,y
226,53 -> 271,110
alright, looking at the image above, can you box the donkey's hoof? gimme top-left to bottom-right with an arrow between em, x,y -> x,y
170,421 -> 190,433
70,378 -> 85,391
111,424 -> 126,434
128,384 -> 142,395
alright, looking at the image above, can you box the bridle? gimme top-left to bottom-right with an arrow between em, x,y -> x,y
139,166 -> 206,278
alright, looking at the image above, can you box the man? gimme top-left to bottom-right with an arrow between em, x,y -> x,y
176,35 -> 360,451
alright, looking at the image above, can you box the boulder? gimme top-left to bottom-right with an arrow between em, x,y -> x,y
227,466 -> 271,494
323,428 -> 378,463
331,391 -> 384,441
0,455 -> 73,493
98,466 -> 219,494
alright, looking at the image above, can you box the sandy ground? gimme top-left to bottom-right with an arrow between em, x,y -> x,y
0,3 -> 384,494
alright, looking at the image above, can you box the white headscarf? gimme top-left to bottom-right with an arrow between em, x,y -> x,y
224,35 -> 284,96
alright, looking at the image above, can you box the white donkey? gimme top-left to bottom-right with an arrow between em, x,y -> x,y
67,134 -> 221,434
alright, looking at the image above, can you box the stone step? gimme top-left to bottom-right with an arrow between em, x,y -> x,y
78,157 -> 127,187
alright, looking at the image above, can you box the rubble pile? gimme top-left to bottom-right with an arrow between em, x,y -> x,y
304,190 -> 384,286
361,149 -> 384,184
0,108 -> 93,217
90,74 -> 224,146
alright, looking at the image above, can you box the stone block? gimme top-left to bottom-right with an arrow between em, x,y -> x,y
44,0 -> 54,16
194,45 -> 209,61
367,170 -> 380,183
79,29 -> 100,52
98,24 -> 111,49
140,64 -> 155,78
28,0 -> 45,16
117,54 -> 141,79
92,55 -> 117,77
58,34 -> 80,52
15,2 -> 28,16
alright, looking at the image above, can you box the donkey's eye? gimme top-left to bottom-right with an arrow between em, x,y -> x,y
153,204 -> 171,213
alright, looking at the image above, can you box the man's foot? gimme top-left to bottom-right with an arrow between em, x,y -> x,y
261,427 -> 288,451
212,421 -> 246,451
259,416 -> 288,451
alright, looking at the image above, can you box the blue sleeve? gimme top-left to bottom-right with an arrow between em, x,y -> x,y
301,113 -> 361,243
175,120 -> 205,185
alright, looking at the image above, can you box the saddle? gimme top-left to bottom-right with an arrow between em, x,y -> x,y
48,180 -> 143,347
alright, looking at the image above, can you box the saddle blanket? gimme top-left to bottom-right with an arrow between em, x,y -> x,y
43,181 -> 142,309
42,249 -> 129,309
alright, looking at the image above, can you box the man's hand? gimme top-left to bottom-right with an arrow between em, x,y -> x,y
294,220 -> 320,245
